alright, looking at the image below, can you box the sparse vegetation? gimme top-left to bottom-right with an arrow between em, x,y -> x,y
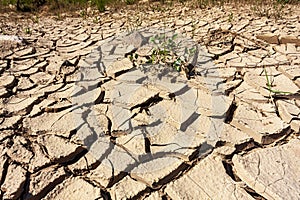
129,33 -> 197,79
92,0 -> 108,12
125,0 -> 136,5
0,0 -> 299,14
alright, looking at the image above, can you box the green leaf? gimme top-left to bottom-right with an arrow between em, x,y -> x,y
175,65 -> 181,72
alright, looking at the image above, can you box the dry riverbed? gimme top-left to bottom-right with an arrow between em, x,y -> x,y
0,3 -> 299,200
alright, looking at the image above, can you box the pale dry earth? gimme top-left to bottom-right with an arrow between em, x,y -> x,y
0,3 -> 300,200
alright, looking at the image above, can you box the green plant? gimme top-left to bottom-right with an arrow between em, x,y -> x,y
251,0 -> 288,19
129,32 -> 197,79
276,0 -> 290,3
55,12 -> 63,20
32,15 -> 39,23
272,0 -> 286,18
16,0 -> 46,12
154,33 -> 196,71
264,67 -> 292,95
228,12 -> 233,23
93,16 -> 100,23
92,0 -> 107,12
24,27 -> 31,34
79,9 -> 87,18
125,0 -> 136,5
1,0 -> 17,6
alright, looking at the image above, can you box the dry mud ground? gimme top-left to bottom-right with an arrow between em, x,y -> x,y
0,3 -> 300,200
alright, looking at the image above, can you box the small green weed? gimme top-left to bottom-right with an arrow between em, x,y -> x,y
32,15 -> 39,23
24,27 -> 31,34
129,32 -> 197,79
93,16 -> 100,23
264,67 -> 292,95
228,12 -> 233,23
125,0 -> 136,5
79,9 -> 87,18
149,33 -> 196,73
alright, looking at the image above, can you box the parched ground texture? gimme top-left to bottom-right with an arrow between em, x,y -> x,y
0,3 -> 300,200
